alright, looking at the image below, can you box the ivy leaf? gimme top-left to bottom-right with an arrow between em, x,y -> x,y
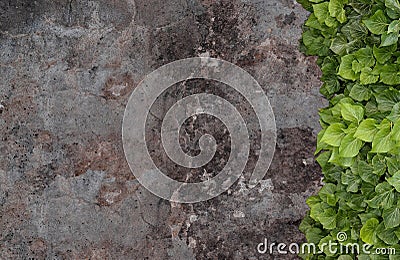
329,147 -> 355,167
354,46 -> 375,67
381,31 -> 399,47
386,0 -> 400,14
375,88 -> 400,112
387,103 -> 400,122
305,13 -> 324,31
329,0 -> 347,23
383,206 -> 400,228
352,60 -> 363,73
387,171 -> 400,192
373,155 -> 388,176
350,2 -> 372,16
340,103 -> 364,123
360,218 -> 379,244
358,161 -> 379,185
338,54 -> 358,80
363,10 -> 389,35
341,170 -> 361,192
350,84 -> 372,101
386,157 -> 400,175
313,2 -> 330,24
373,44 -> 397,64
354,118 -> 378,142
318,208 -> 337,229
388,20 -> 400,33
331,34 -> 352,55
305,227 -> 325,245
392,119 -> 400,141
339,133 -> 363,157
360,67 -> 379,85
380,64 -> 400,85
342,19 -> 369,41
367,183 -> 395,209
371,122 -> 395,153
321,123 -> 346,146
319,183 -> 336,201
376,222 -> 399,245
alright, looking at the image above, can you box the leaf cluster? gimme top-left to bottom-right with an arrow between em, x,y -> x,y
298,0 -> 400,258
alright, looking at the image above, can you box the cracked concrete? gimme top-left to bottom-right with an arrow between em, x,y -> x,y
0,0 -> 325,259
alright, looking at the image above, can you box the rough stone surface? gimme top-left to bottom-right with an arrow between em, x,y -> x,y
0,0 -> 326,259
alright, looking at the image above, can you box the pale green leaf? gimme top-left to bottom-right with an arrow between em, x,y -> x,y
339,133 -> 363,157
340,103 -> 364,123
387,171 -> 400,192
354,118 -> 378,142
338,54 -> 358,80
363,10 -> 389,35
383,206 -> 400,228
360,218 -> 379,244
321,123 -> 346,147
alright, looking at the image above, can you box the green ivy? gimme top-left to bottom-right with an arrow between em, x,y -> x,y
298,0 -> 400,258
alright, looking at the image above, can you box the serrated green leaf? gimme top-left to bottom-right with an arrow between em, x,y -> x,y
321,123 -> 346,146
372,122 -> 395,153
360,67 -> 379,85
387,171 -> 400,192
299,213 -> 315,233
383,206 -> 400,228
355,46 -> 376,67
376,222 -> 399,245
363,10 -> 389,35
340,103 -> 364,123
305,227 -> 325,245
313,2 -> 330,24
339,133 -> 363,157
367,188 -> 395,209
386,157 -> 400,175
342,19 -> 369,40
373,44 -> 397,64
360,218 -> 379,244
358,161 -> 379,185
318,208 -> 337,229
329,147 -> 356,167
350,84 -> 372,101
375,88 -> 400,112
381,31 -> 399,47
305,13 -> 324,30
352,60 -> 363,73
373,155 -> 388,176
354,119 -> 378,142
341,170 -> 361,192
338,54 -> 358,80
388,103 -> 400,122
329,0 -> 347,23
386,0 -> 400,14
388,20 -> 400,33
330,34 -> 351,55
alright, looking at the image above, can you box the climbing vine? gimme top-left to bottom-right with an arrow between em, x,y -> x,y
298,0 -> 400,258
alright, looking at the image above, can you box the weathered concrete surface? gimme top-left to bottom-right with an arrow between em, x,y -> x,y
0,0 -> 326,259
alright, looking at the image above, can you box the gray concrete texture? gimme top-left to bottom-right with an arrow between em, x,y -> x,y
0,0 -> 326,259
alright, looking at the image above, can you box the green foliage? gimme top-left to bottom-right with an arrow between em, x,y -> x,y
298,0 -> 400,258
